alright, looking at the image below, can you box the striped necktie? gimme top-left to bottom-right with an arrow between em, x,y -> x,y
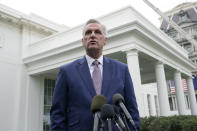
92,60 -> 102,94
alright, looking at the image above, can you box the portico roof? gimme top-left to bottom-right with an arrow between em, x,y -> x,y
21,6 -> 196,78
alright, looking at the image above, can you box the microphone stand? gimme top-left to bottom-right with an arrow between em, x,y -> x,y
120,110 -> 130,131
93,113 -> 100,131
129,119 -> 138,131
107,118 -> 112,131
113,120 -> 123,131
98,115 -> 104,131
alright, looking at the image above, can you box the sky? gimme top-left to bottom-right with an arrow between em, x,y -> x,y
0,0 -> 196,28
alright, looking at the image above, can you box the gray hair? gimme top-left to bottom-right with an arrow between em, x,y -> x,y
82,19 -> 107,36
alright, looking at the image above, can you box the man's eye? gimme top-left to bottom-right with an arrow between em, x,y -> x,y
85,30 -> 92,35
95,30 -> 102,34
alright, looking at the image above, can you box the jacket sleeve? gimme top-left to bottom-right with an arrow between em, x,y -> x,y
124,66 -> 140,131
50,67 -> 68,131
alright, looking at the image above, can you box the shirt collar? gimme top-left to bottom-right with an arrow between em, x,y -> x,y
85,55 -> 103,67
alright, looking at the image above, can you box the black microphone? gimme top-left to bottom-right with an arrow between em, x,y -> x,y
120,110 -> 130,131
100,104 -> 122,131
91,95 -> 107,131
113,93 -> 137,131
113,106 -> 127,131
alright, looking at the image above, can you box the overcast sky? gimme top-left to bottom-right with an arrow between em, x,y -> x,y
0,0 -> 196,28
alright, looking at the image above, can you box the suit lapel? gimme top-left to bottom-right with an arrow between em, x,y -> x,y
77,56 -> 96,97
101,57 -> 112,96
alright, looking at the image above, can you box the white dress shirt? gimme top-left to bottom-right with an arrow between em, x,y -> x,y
85,55 -> 103,77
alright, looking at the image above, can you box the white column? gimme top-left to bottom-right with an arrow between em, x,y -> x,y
147,94 -> 155,116
174,71 -> 187,115
125,49 -> 145,117
155,62 -> 170,116
15,65 -> 28,131
186,77 -> 197,115
25,76 -> 44,131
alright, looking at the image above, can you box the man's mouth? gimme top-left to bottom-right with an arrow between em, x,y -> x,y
89,40 -> 97,44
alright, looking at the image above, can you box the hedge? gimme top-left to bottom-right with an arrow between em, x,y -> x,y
140,115 -> 197,131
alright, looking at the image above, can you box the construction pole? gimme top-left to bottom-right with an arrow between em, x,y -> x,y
143,0 -> 197,48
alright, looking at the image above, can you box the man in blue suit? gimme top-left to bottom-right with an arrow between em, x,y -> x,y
50,19 -> 140,131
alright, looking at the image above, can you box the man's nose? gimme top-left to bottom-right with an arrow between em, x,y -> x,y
90,31 -> 96,37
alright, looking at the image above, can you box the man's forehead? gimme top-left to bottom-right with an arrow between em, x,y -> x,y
85,23 -> 102,30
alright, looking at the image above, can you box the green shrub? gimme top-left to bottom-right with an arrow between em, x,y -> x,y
140,116 -> 156,131
140,115 -> 197,131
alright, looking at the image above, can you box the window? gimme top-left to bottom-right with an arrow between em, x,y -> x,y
154,95 -> 159,116
147,94 -> 152,116
168,32 -> 177,40
178,10 -> 188,23
185,45 -> 192,53
43,79 -> 56,131
185,95 -> 190,109
168,96 -> 177,111
169,97 -> 173,110
172,97 -> 177,110
180,15 -> 187,22
184,44 -> 193,53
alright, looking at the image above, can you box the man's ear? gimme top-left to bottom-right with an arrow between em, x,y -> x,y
104,37 -> 108,45
82,38 -> 84,45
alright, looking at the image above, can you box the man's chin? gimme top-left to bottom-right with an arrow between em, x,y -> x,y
87,47 -> 98,52
88,45 -> 98,48
88,46 -> 97,49
86,48 -> 100,58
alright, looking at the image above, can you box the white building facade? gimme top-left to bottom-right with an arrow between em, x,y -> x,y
0,3 -> 197,131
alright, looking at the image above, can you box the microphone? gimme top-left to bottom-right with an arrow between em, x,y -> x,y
100,104 -> 122,131
91,95 -> 107,131
113,106 -> 127,131
113,93 -> 137,131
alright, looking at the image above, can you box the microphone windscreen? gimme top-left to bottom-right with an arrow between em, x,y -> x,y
100,104 -> 115,120
113,105 -> 120,120
112,93 -> 125,106
113,105 -> 119,115
91,95 -> 107,113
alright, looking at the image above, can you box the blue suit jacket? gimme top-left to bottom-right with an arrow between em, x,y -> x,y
50,56 -> 140,131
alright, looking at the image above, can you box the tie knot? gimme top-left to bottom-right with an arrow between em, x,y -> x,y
92,60 -> 100,66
